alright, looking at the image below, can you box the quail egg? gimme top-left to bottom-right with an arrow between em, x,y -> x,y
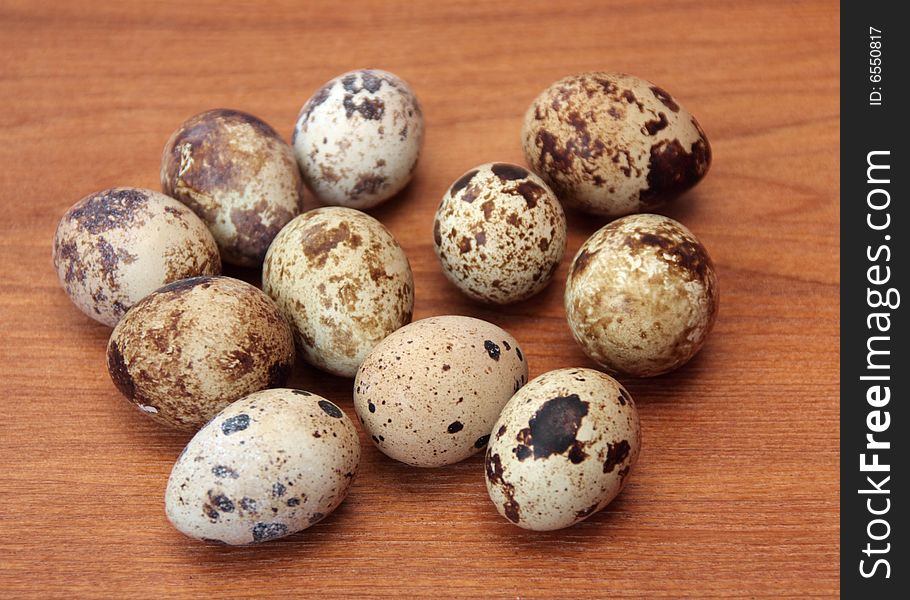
165,388 -> 360,545
161,109 -> 304,266
433,163 -> 567,304
107,276 -> 295,429
292,69 -> 424,209
485,367 -> 641,530
52,187 -> 221,326
565,214 -> 719,377
354,315 -> 528,467
522,72 -> 711,217
263,207 -> 414,378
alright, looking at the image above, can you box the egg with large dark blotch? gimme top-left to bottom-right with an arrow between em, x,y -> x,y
522,72 -> 711,217
485,368 -> 641,530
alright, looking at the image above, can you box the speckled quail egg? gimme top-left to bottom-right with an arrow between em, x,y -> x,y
107,276 -> 295,430
565,214 -> 719,377
433,163 -> 567,304
485,367 -> 640,531
522,72 -> 711,217
52,188 -> 221,327
160,109 -> 304,267
263,207 -> 414,378
292,69 -> 424,209
165,388 -> 360,545
353,316 -> 528,467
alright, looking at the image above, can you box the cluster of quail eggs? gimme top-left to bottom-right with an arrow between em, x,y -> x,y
52,68 -> 718,543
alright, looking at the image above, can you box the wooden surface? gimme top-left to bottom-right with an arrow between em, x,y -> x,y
0,1 -> 840,597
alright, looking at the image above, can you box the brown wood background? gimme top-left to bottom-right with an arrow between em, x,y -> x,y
0,1 -> 840,597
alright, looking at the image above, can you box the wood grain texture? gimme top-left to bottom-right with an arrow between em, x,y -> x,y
0,0 -> 839,597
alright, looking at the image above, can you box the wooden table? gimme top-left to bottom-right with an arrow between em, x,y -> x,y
0,1 -> 839,597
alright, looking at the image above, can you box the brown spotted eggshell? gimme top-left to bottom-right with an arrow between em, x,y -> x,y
433,163 -> 567,304
485,368 -> 640,531
354,316 -> 528,467
565,214 -> 719,377
107,276 -> 296,430
161,109 -> 304,267
263,207 -> 414,378
522,72 -> 711,217
52,188 -> 221,327
165,389 -> 360,545
292,69 -> 424,209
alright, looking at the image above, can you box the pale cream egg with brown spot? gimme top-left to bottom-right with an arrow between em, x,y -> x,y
354,316 -> 528,468
52,187 -> 221,327
433,163 -> 567,304
522,72 -> 711,217
565,214 -> 719,377
292,69 -> 424,209
263,207 -> 414,378
165,389 -> 360,545
107,276 -> 295,430
160,109 -> 304,267
485,367 -> 640,531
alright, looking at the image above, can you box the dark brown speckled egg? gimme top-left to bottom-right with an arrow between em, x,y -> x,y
433,163 -> 567,304
522,72 -> 711,217
107,276 -> 295,430
52,187 -> 221,327
161,109 -> 304,267
292,69 -> 424,210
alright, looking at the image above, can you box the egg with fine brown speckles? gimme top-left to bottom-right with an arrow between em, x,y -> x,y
263,207 -> 414,378
107,276 -> 295,430
292,69 -> 424,209
354,316 -> 528,467
433,163 -> 567,304
160,109 -> 304,267
485,368 -> 640,531
165,388 -> 360,545
565,214 -> 719,377
52,187 -> 221,327
522,72 -> 711,217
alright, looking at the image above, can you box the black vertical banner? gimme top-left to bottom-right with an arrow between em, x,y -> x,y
841,2 -> 907,597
